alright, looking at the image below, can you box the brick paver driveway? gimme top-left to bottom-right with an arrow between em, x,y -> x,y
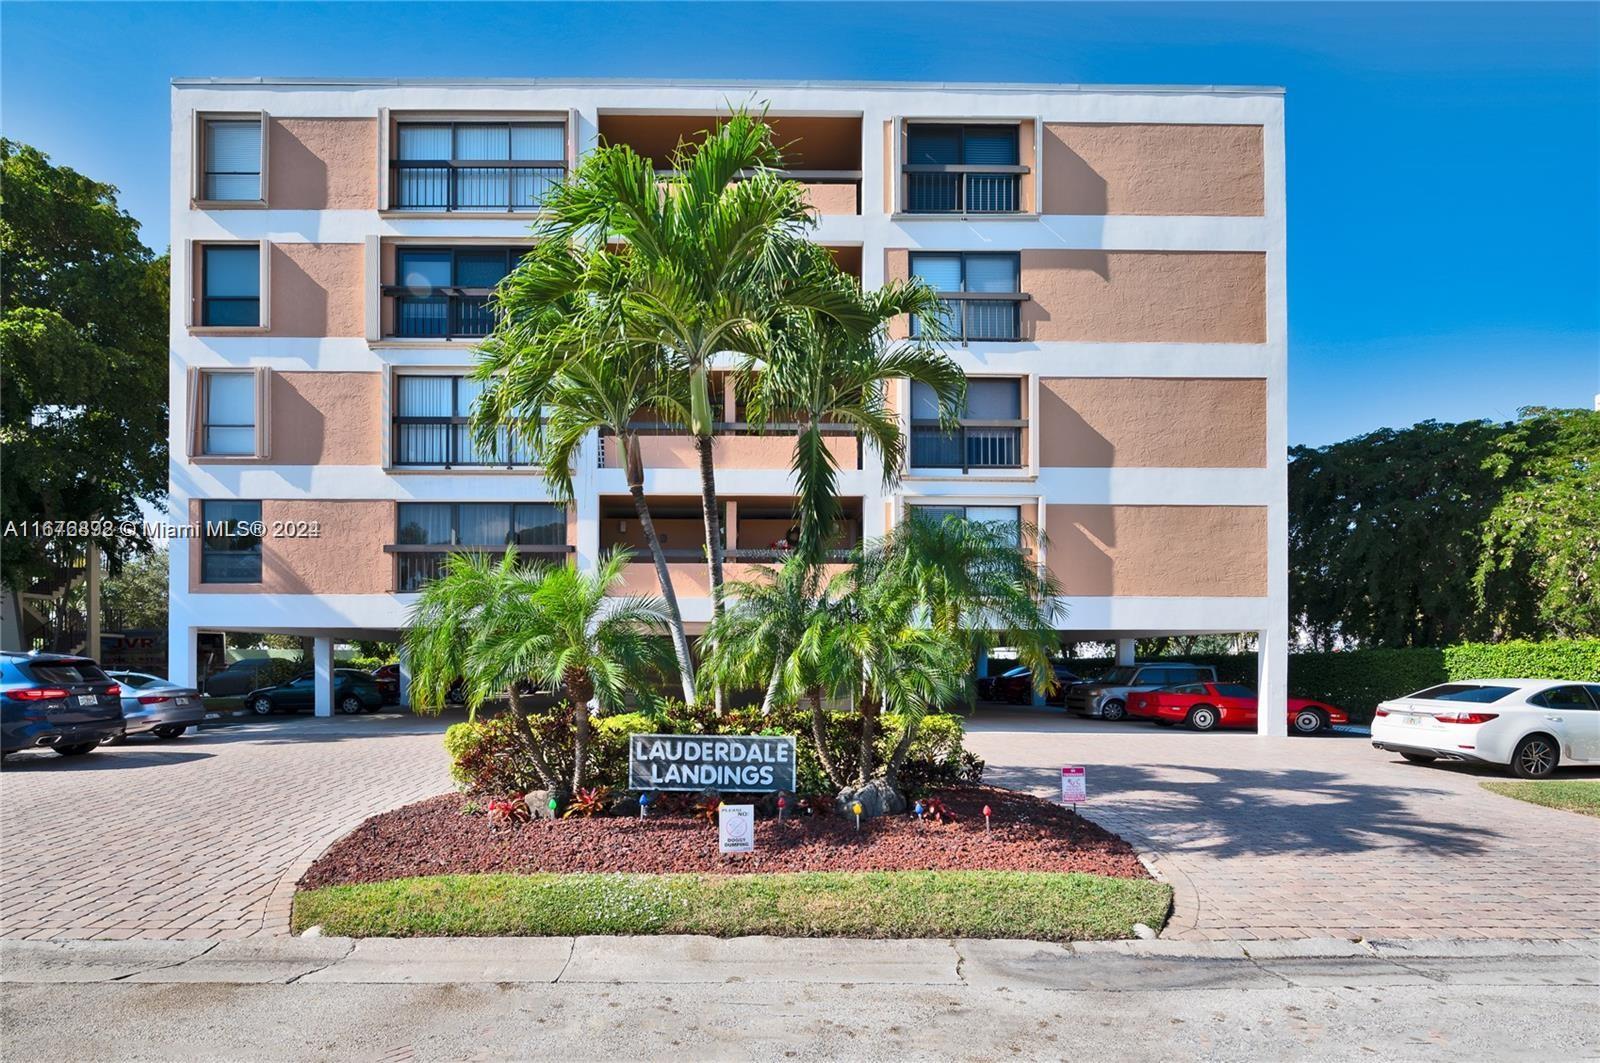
0,713 -> 453,942
965,707 -> 1600,942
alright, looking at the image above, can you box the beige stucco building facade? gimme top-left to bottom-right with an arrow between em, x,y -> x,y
167,78 -> 1289,734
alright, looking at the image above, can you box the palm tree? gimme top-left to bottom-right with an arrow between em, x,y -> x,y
750,266 -> 966,565
406,549 -> 669,797
874,511 -> 1065,707
484,111 -> 871,625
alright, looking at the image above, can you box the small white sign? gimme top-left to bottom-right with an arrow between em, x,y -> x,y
1060,765 -> 1087,804
718,804 -> 756,853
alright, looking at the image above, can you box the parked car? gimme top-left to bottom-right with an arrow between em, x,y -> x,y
1128,682 -> 1348,734
1,651 -> 125,757
1371,680 -> 1600,779
244,669 -> 385,716
979,663 -> 1091,705
203,657 -> 284,697
104,671 -> 208,741
369,663 -> 401,704
1064,662 -> 1218,721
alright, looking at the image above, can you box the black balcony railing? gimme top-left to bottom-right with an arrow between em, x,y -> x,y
386,288 -> 497,339
912,292 -> 1029,343
390,161 -> 564,212
388,543 -> 573,592
392,419 -> 534,467
910,421 -> 1026,470
903,165 -> 1026,213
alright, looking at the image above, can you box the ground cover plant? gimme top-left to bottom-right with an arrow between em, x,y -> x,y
1479,780 -> 1600,818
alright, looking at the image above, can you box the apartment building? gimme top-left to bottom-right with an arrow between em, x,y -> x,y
167,78 -> 1289,735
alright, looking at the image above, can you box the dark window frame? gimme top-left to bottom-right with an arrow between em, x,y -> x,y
199,244 -> 261,327
384,246 -> 527,339
390,501 -> 571,592
903,123 -> 1026,214
391,120 -> 567,213
908,251 -> 1026,344
200,500 -> 263,585
909,374 -> 1026,471
390,373 -> 533,468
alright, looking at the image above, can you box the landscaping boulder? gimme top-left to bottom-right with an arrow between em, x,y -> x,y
524,790 -> 558,820
835,779 -> 906,819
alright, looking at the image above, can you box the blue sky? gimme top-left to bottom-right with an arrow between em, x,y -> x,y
3,1 -> 1596,446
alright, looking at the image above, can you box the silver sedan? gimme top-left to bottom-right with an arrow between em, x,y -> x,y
105,671 -> 209,741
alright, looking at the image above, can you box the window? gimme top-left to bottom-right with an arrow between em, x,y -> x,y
200,245 -> 261,327
1216,684 -> 1258,699
391,374 -> 533,467
394,502 -> 567,591
908,503 -> 1021,546
1409,683 -> 1518,704
201,501 -> 262,584
1171,683 -> 1210,696
909,253 -> 1022,341
904,124 -> 1022,213
910,377 -> 1024,469
1529,686 -> 1599,711
389,247 -> 526,338
201,118 -> 262,202
393,122 -> 565,212
200,372 -> 256,456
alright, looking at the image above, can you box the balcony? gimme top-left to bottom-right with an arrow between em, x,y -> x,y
909,422 -> 1026,471
388,120 -> 567,213
598,422 -> 860,471
389,500 -> 571,592
391,374 -> 534,468
598,113 -> 862,215
901,122 -> 1030,215
914,293 -> 1029,343
381,246 -> 526,341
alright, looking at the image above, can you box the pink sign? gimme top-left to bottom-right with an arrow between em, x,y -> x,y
1060,765 -> 1087,804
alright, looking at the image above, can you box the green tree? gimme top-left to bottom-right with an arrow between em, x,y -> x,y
1288,420 -> 1502,647
480,111 -> 870,629
406,549 -> 669,797
1475,408 -> 1600,638
1,140 -> 168,587
101,549 -> 168,631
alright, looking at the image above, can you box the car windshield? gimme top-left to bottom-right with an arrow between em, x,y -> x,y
1217,684 -> 1256,699
1409,683 -> 1518,704
1096,668 -> 1138,685
114,673 -> 157,688
28,661 -> 109,684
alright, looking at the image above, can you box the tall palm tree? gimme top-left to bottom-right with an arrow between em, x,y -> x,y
750,265 -> 966,565
406,549 -> 668,797
484,111 -> 871,624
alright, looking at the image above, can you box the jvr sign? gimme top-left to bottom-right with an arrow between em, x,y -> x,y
628,734 -> 796,792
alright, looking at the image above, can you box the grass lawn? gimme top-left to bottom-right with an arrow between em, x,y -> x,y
293,870 -> 1171,941
1480,780 -> 1600,817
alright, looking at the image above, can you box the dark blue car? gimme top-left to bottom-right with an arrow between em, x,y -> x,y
2,651 -> 126,757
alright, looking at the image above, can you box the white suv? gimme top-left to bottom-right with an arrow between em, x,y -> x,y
1370,679 -> 1600,778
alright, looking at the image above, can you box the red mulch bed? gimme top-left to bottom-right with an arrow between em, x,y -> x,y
299,785 -> 1148,889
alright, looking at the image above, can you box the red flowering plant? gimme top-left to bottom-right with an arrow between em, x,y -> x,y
923,797 -> 958,824
486,796 -> 530,828
562,786 -> 612,818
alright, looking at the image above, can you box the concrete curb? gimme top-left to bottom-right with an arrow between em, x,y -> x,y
5,935 -> 1594,989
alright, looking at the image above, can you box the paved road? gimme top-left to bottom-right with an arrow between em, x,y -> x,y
3,936 -> 1595,1062
963,707 -> 1600,942
0,713 -> 454,941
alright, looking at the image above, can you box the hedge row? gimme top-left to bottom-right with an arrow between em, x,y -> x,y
1072,640 -> 1600,724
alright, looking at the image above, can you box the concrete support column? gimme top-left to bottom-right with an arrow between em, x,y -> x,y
1115,638 -> 1136,667
1256,627 -> 1288,737
397,647 -> 412,710
167,623 -> 198,689
313,636 -> 335,718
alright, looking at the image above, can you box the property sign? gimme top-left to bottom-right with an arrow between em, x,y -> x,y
628,734 -> 797,792
1060,765 -> 1087,804
718,804 -> 756,853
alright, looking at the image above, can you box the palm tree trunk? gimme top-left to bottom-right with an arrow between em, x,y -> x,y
883,712 -> 922,793
508,688 -> 564,799
857,691 -> 878,785
808,688 -> 845,789
627,475 -> 697,706
760,659 -> 784,716
694,433 -> 726,620
567,678 -> 592,794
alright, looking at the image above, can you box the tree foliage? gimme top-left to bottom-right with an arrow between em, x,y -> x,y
1,140 -> 168,586
1290,408 -> 1600,646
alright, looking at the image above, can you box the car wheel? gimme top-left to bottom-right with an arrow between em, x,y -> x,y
1510,734 -> 1559,779
1101,699 -> 1127,722
53,742 -> 99,757
338,695 -> 364,715
1292,709 -> 1327,735
151,725 -> 187,740
1400,752 -> 1437,764
252,696 -> 274,716
1187,705 -> 1219,731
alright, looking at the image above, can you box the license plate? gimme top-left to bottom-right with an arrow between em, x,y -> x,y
177,698 -> 194,706
77,694 -> 98,706
204,712 -> 220,720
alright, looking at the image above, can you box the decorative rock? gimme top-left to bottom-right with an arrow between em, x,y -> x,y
834,779 -> 906,819
611,795 -> 641,818
525,790 -> 558,820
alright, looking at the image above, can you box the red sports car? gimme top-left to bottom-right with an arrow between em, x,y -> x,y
1128,682 -> 1348,734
